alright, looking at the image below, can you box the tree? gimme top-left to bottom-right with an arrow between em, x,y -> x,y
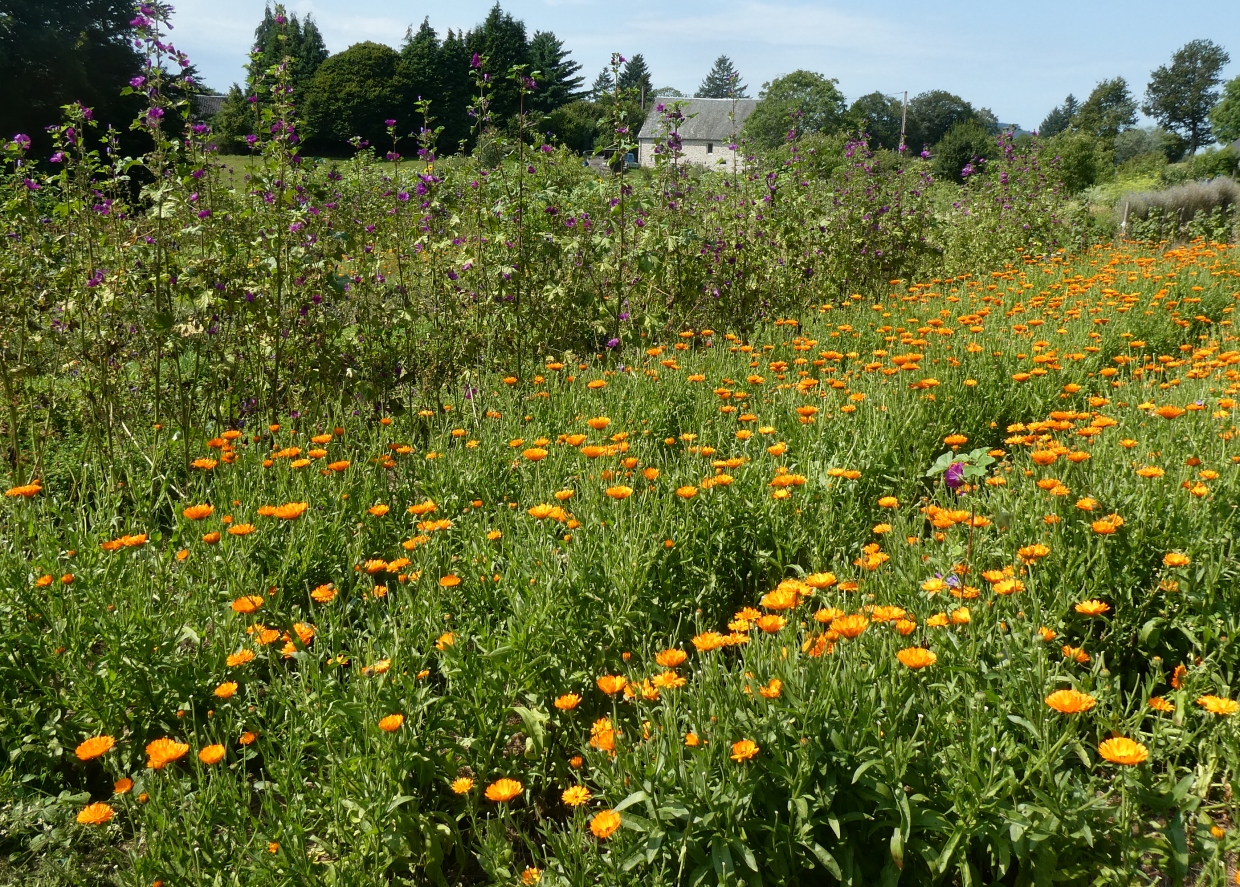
437,30 -> 473,150
545,100 -> 600,153
848,92 -> 903,150
528,31 -> 584,114
618,55 -> 653,105
1114,126 -> 1184,165
213,84 -> 257,153
1039,94 -> 1079,137
1144,39 -> 1231,154
465,3 -> 531,123
743,70 -> 847,150
697,55 -> 748,99
1208,75 -> 1240,145
247,5 -> 328,105
1074,78 -> 1137,143
1046,130 -> 1112,193
591,67 -> 615,102
906,90 -> 975,151
0,0 -> 143,155
655,87 -> 686,98
302,42 -> 405,153
933,120 -> 997,183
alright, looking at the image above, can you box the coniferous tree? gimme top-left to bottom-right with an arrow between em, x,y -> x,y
696,55 -> 748,99
1144,40 -> 1231,154
438,29 -> 474,150
465,4 -> 530,124
247,6 -> 328,104
618,54 -> 653,105
1039,94 -> 1079,137
591,67 -> 615,101
399,19 -> 443,131
528,31 -> 584,113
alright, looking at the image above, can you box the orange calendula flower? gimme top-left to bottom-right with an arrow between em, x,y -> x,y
897,647 -> 936,669
561,785 -> 592,807
1097,737 -> 1148,765
439,575 -> 461,588
198,744 -> 226,765
832,614 -> 869,639
655,648 -> 687,668
605,485 -> 634,500
310,584 -> 337,603
1062,645 -> 1090,663
182,504 -> 214,520
1018,544 -> 1050,562
590,809 -> 622,839
758,679 -> 783,699
877,496 -> 899,508
805,572 -> 837,589
1075,600 -> 1110,617
730,739 -> 760,762
523,448 -> 548,462
1197,695 -> 1240,716
597,675 -> 627,695
1045,689 -> 1096,714
378,714 -> 405,732
1172,664 -> 1187,689
113,777 -> 133,795
145,738 -> 189,769
554,693 -> 582,710
1154,405 -> 1185,420
1163,552 -> 1190,568
451,777 -> 474,794
76,802 -> 114,825
231,595 -> 264,614
226,649 -> 255,667
756,614 -> 786,634
75,735 -> 115,761
227,523 -> 255,536
484,778 -> 523,802
589,718 -> 616,752
435,632 -> 456,651
273,502 -> 308,520
1148,697 -> 1175,713
692,631 -> 727,652
5,482 -> 42,498
214,681 -> 238,699
675,485 -> 698,499
367,504 -> 390,517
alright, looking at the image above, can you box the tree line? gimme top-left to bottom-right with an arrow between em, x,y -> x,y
2,1 -> 1237,175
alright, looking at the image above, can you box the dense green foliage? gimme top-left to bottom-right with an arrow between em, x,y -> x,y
303,43 -> 405,153
1210,76 -> 1240,146
743,71 -> 847,150
0,0 -> 145,157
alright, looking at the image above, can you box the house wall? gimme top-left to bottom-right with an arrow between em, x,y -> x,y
638,139 -> 744,170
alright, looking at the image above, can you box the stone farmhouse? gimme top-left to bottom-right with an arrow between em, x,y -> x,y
636,98 -> 759,169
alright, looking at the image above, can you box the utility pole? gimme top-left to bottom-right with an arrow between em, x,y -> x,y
899,91 -> 908,152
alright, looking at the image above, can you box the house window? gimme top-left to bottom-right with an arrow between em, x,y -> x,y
707,143 -> 713,154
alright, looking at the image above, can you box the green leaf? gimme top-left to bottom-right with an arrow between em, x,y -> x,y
613,790 -> 649,813
890,827 -> 904,871
809,843 -> 843,879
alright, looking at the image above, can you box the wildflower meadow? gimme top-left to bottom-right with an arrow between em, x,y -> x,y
4,5 -> 1240,887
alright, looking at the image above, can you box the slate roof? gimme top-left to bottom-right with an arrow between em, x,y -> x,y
191,95 -> 226,118
637,98 -> 760,142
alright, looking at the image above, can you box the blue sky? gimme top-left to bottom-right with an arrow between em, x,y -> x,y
171,0 -> 1239,133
